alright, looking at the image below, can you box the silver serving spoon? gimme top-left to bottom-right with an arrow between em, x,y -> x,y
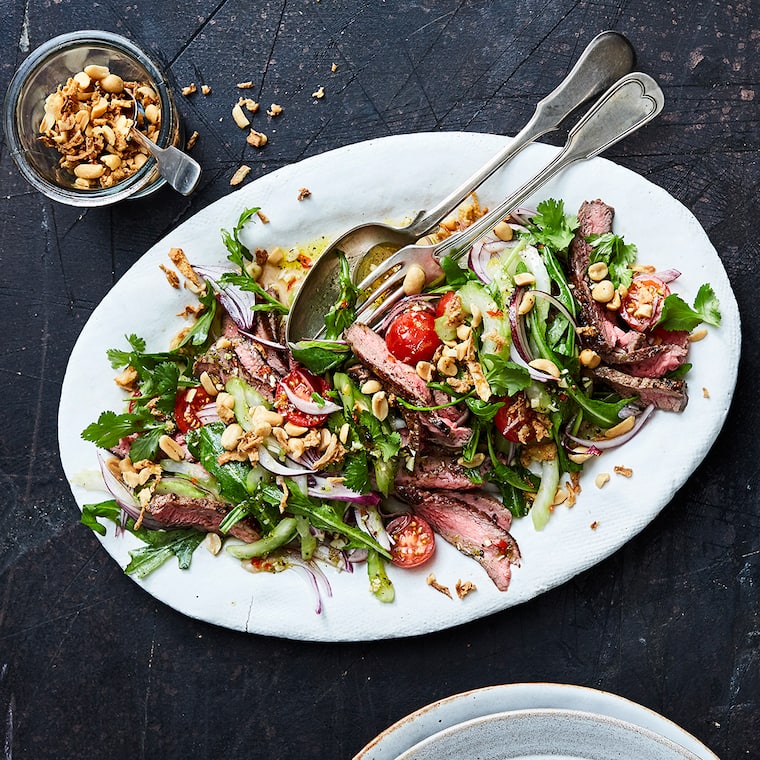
126,91 -> 202,196
286,30 -> 635,344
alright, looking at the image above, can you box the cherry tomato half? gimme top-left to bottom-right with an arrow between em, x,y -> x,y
385,309 -> 441,365
619,275 -> 670,332
435,290 -> 460,318
274,368 -> 330,428
494,394 -> 541,444
174,386 -> 214,433
386,514 -> 436,568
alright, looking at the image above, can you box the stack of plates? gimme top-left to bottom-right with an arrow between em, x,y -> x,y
354,684 -> 718,760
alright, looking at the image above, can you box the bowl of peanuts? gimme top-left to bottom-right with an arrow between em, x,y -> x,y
4,30 -> 184,206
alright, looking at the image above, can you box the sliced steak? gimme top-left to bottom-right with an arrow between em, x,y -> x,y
147,492 -> 261,543
456,491 -> 514,533
569,200 -> 642,357
396,485 -> 520,592
193,314 -> 283,403
344,322 -> 472,450
395,454 -> 481,491
569,200 -> 689,378
591,365 -> 688,412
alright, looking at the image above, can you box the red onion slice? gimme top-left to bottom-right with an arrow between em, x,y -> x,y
279,380 -> 342,416
309,477 -> 381,506
258,445 -> 316,476
564,403 -> 655,451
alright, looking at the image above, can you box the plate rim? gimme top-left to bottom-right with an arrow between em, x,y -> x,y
353,682 -> 719,760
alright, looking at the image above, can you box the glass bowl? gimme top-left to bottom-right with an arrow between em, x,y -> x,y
4,30 -> 183,206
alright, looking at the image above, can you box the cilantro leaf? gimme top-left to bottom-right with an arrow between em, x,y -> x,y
587,232 -> 637,290
440,255 -> 477,287
358,410 -> 401,461
107,334 -> 146,368
657,284 -> 721,332
81,407 -> 163,449
343,452 -> 371,494
526,198 -> 579,252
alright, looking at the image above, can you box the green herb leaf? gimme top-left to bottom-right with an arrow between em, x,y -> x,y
343,452 -> 371,494
657,284 -> 721,331
125,529 -> 205,578
81,407 -> 164,450
324,251 -> 361,340
587,232 -> 637,290
440,255 -> 477,287
284,480 -> 391,558
526,198 -> 579,252
289,340 -> 352,374
480,354 -> 531,397
219,272 -> 289,314
221,207 -> 260,267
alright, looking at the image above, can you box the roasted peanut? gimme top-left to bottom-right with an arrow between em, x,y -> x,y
579,348 -> 601,369
513,272 -> 536,287
529,358 -> 561,379
493,220 -> 514,241
591,280 -> 615,303
402,264 -> 426,295
587,262 -> 609,281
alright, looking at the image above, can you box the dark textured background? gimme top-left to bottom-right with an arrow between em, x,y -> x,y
1,2 -> 758,758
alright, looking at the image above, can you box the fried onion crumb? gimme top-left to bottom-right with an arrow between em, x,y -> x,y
455,579 -> 477,599
426,574 -> 452,599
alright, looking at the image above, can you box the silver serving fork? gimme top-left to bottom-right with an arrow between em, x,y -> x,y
351,72 -> 664,329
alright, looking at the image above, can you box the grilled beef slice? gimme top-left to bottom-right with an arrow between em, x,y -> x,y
591,365 -> 688,412
569,200 -> 689,378
396,485 -> 520,591
395,453 -> 482,491
344,323 -> 472,449
147,492 -> 260,543
193,314 -> 284,403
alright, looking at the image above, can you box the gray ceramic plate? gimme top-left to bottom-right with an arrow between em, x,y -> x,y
397,708 -> 701,760
354,683 -> 718,759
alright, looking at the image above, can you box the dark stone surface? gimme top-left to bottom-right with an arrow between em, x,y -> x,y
1,2 -> 758,758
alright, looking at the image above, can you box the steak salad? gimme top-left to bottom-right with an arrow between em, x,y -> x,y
81,198 -> 721,607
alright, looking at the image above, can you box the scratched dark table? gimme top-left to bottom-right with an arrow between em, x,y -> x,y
1,2 -> 758,758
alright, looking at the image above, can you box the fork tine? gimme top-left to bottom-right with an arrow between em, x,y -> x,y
354,269 -> 406,322
354,248 -> 408,292
364,284 -> 406,328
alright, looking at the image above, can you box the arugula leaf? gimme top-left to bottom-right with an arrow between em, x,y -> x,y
324,251 -> 361,340
289,340 -> 352,374
221,207 -> 260,267
81,500 -> 205,577
284,480 -> 391,559
526,198 -> 579,252
125,529 -> 205,578
587,232 -> 637,290
657,284 -> 721,331
81,499 -> 122,536
185,422 -> 250,503
480,354 -> 531,396
220,272 -> 289,314
173,287 -> 219,348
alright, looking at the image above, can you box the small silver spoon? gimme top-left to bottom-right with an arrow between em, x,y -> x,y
126,91 -> 202,196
